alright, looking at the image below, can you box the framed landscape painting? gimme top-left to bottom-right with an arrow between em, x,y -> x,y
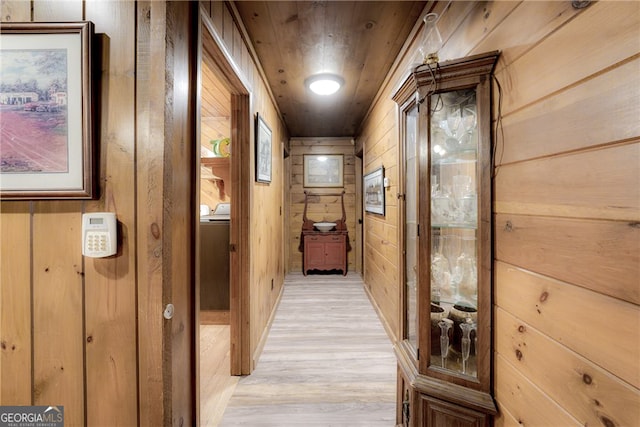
364,166 -> 385,215
303,154 -> 343,188
0,22 -> 96,199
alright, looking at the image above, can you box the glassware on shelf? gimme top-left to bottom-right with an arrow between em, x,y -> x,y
459,104 -> 477,149
431,175 -> 439,197
452,237 -> 478,305
431,185 -> 454,225
460,320 -> 476,374
430,303 -> 448,355
445,104 -> 462,139
452,175 -> 472,200
442,104 -> 462,152
462,105 -> 477,131
440,235 -> 461,301
451,175 -> 477,226
428,89 -> 482,376
474,335 -> 478,360
433,92 -> 478,156
451,175 -> 472,225
448,303 -> 477,356
459,194 -> 477,225
438,318 -> 453,369
431,174 -> 476,227
444,136 -> 461,153
431,233 -> 450,303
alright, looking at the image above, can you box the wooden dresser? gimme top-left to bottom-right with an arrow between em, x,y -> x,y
302,230 -> 348,275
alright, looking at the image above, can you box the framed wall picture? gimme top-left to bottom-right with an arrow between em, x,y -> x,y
364,166 -> 385,215
0,22 -> 96,200
303,154 -> 343,188
255,113 -> 272,183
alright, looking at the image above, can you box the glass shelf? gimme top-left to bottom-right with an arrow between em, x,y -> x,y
432,151 -> 478,165
431,222 -> 477,229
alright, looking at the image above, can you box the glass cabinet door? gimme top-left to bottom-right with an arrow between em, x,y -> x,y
428,88 -> 479,378
404,104 -> 419,352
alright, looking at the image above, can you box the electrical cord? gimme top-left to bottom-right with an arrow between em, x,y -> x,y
492,74 -> 504,178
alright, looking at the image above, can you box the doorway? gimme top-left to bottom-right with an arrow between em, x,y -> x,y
198,28 -> 235,426
196,8 -> 252,424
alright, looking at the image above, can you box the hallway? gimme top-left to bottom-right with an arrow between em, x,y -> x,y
217,272 -> 397,426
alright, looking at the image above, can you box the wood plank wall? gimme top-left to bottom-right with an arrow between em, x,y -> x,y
0,0 -> 289,425
288,138 -> 357,273
358,1 -> 640,425
0,1 -> 163,426
136,2 -> 168,425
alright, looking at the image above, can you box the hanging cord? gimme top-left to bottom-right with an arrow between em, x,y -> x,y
416,61 -> 443,113
491,74 -> 504,179
428,62 -> 443,114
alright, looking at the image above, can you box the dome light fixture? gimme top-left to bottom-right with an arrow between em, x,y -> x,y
305,73 -> 344,96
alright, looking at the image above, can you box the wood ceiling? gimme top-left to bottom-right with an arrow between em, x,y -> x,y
235,1 -> 428,138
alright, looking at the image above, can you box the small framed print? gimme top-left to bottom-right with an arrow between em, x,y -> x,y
255,113 -> 272,184
303,154 -> 343,188
364,166 -> 385,215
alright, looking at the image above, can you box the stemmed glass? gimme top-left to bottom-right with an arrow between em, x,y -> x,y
452,175 -> 472,201
431,234 -> 450,303
441,235 -> 460,300
446,104 -> 462,138
452,175 -> 473,225
460,320 -> 476,374
438,318 -> 453,369
455,237 -> 477,305
431,185 -> 452,225
442,104 -> 462,151
460,104 -> 477,148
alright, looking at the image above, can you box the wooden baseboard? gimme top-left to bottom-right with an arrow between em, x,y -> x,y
362,278 -> 398,344
252,282 -> 285,370
200,310 -> 230,325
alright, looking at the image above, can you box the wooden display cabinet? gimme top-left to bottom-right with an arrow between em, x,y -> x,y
393,51 -> 500,426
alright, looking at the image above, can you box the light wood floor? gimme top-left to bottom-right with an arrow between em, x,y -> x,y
200,323 -> 239,426
200,272 -> 397,426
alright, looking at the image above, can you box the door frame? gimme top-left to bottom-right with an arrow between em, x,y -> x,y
355,154 -> 363,274
196,5 -> 252,378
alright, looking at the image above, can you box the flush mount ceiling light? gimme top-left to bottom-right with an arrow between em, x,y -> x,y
305,74 -> 344,96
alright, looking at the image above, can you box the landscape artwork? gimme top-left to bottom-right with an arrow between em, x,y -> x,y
0,49 -> 69,173
364,166 -> 385,215
303,154 -> 344,188
0,22 -> 94,199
